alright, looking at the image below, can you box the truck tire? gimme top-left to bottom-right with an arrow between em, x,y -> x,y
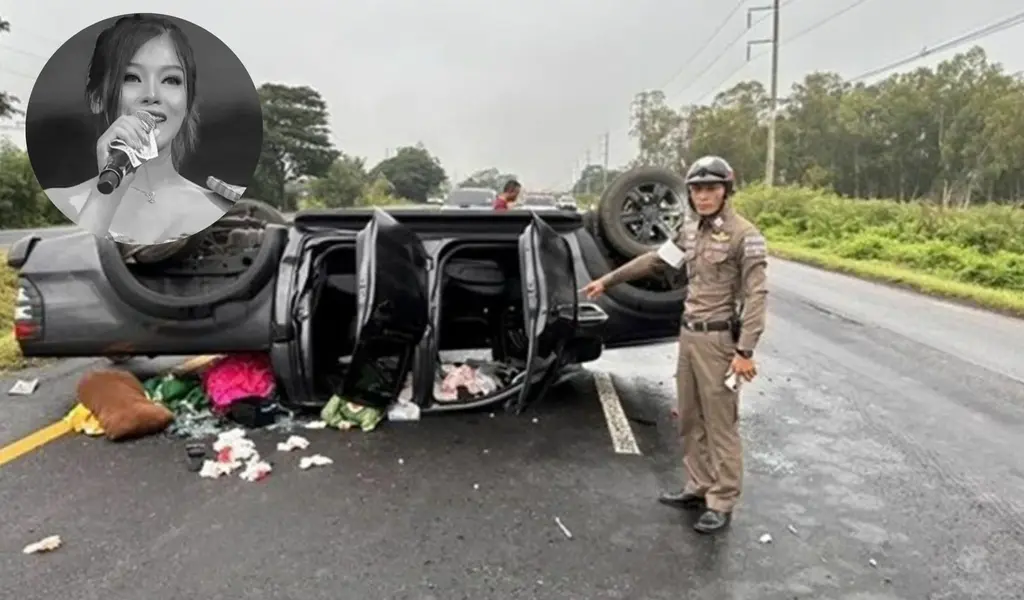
577,213 -> 685,315
597,166 -> 688,259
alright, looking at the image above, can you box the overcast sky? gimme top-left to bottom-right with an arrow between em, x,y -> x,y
2,0 -> 1023,190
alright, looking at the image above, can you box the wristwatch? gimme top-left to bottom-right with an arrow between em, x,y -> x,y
736,349 -> 753,359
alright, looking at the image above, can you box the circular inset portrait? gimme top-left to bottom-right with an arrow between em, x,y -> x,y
25,13 -> 263,246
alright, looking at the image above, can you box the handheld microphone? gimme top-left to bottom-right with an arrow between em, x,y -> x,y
96,110 -> 158,195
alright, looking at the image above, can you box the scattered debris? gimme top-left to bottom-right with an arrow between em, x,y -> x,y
473,483 -> 480,490
869,558 -> 878,568
787,524 -> 799,535
303,420 -> 327,430
23,535 -> 61,555
185,443 -> 207,472
277,435 -> 310,452
198,429 -> 269,482
555,517 -> 573,539
321,395 -> 384,432
299,454 -> 333,470
213,428 -> 257,462
64,404 -> 104,436
8,378 -> 39,396
239,458 -> 272,482
398,458 -> 405,465
759,533 -> 773,544
388,397 -> 421,421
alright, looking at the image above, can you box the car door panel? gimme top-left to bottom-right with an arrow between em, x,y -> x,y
341,209 -> 430,409
506,213 -> 580,414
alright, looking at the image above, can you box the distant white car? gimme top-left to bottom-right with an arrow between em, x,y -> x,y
442,187 -> 496,210
518,193 -> 578,213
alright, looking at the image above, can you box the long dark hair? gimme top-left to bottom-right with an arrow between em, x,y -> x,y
85,14 -> 200,169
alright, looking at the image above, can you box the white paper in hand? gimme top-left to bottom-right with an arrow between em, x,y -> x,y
657,240 -> 686,269
724,370 -> 739,391
108,129 -> 159,169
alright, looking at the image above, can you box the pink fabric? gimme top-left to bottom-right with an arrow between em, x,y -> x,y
202,353 -> 276,411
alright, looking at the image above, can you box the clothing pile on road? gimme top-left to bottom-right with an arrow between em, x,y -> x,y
63,352 -> 525,444
64,352 -> 281,441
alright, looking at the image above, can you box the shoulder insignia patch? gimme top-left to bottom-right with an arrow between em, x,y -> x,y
743,233 -> 767,258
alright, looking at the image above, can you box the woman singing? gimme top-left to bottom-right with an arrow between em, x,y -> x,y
44,14 -> 233,245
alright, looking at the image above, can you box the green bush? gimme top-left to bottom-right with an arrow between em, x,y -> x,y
733,184 -> 1024,291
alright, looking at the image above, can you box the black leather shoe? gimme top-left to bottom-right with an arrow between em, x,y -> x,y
693,509 -> 731,533
657,490 -> 705,509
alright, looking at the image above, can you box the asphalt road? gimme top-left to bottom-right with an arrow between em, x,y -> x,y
0,258 -> 1022,599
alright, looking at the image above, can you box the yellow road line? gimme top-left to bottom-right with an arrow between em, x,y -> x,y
0,419 -> 72,467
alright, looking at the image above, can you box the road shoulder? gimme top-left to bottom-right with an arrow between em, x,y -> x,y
768,240 -> 1024,319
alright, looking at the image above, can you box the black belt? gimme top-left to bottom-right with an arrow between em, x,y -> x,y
683,320 -> 732,332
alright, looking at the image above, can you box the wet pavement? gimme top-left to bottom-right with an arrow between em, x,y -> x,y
1,258 -> 1023,599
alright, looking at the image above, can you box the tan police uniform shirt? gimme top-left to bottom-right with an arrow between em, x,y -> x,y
658,204 -> 769,352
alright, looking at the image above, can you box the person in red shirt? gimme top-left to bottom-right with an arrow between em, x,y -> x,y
493,179 -> 521,211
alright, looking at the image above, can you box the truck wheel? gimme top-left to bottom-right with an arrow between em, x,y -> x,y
597,166 -> 688,259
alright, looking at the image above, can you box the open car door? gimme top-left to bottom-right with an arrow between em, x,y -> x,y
506,213 -> 580,414
341,209 -> 430,409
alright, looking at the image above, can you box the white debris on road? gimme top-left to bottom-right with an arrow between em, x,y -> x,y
277,435 -> 310,451
23,535 -> 61,554
759,533 -> 773,544
198,429 -> 270,482
8,378 -> 39,396
555,517 -> 573,539
299,454 -> 333,470
303,420 -> 327,429
387,398 -> 421,421
239,458 -> 272,482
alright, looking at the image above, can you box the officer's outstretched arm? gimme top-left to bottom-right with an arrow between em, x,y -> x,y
600,251 -> 665,288
737,231 -> 769,352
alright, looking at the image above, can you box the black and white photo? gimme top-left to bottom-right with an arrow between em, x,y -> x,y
24,13 -> 263,245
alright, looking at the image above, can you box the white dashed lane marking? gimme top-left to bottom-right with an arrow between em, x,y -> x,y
592,371 -> 641,455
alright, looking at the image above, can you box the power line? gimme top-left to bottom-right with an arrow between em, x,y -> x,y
0,43 -> 46,61
657,0 -> 749,94
691,0 -> 874,104
566,0 -> 799,183
848,10 -> 1024,82
669,0 -> 799,103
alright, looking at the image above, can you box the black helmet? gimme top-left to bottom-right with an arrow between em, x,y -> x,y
685,155 -> 735,194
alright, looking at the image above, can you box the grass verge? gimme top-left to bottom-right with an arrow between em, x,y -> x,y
0,252 -> 30,373
766,238 -> 1024,318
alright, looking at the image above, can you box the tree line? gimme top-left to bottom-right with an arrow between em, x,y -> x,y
627,46 -> 1024,206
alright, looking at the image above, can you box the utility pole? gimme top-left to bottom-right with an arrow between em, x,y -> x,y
585,148 -> 592,195
747,0 -> 780,186
602,132 -> 610,192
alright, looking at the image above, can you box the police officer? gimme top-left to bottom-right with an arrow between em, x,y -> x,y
581,155 -> 768,534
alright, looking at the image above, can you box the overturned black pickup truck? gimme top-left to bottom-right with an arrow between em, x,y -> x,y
8,167 -> 690,414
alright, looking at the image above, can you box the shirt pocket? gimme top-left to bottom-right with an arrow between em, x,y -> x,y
700,241 -> 733,282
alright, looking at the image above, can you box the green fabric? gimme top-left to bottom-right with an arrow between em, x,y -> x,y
143,374 -> 209,413
320,394 -> 384,432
